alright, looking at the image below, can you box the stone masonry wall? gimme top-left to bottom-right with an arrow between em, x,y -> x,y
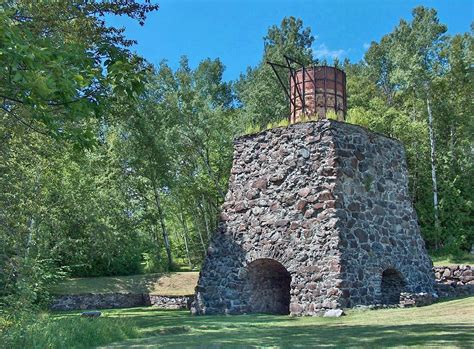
331,122 -> 435,307
50,293 -> 146,311
147,295 -> 194,309
50,293 -> 194,311
192,120 -> 434,316
434,265 -> 474,298
193,121 -> 343,316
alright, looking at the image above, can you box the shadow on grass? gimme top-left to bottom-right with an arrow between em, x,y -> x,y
93,309 -> 474,349
51,296 -> 474,349
104,322 -> 473,348
50,272 -> 199,295
50,274 -> 161,294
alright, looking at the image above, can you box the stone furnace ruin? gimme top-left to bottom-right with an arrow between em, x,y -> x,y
192,62 -> 435,316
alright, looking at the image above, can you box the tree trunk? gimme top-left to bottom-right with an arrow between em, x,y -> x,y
194,207 -> 207,257
200,196 -> 212,239
200,147 -> 226,200
427,97 -> 440,248
179,212 -> 193,269
152,181 -> 173,270
450,124 -> 457,167
25,171 -> 41,258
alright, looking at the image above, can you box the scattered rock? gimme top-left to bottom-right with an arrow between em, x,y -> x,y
323,309 -> 344,317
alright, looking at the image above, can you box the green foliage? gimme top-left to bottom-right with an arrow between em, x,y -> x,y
0,0 -> 159,319
295,114 -> 314,123
117,57 -> 236,271
236,17 -> 315,130
243,117 -> 290,136
244,123 -> 262,135
141,252 -> 164,274
346,6 -> 473,253
326,110 -> 339,120
277,118 -> 291,127
0,1 -> 156,146
1,312 -> 139,349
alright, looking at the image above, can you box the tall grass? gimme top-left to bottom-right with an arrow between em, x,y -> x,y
1,312 -> 139,349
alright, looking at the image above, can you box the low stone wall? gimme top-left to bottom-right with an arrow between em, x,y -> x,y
51,265 -> 472,311
399,292 -> 435,307
50,293 -> 145,311
434,265 -> 474,298
147,295 -> 193,309
50,293 -> 194,311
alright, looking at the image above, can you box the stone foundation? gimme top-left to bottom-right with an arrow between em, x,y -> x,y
192,120 -> 435,316
147,295 -> 193,309
399,292 -> 435,307
434,265 -> 474,298
50,293 -> 194,311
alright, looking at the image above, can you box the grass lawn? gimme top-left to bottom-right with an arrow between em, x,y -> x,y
49,272 -> 199,296
431,253 -> 474,267
9,296 -> 469,349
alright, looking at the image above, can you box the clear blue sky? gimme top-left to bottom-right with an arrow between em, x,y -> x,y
108,0 -> 473,81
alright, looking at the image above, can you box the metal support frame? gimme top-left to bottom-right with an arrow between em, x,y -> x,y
267,56 -> 346,122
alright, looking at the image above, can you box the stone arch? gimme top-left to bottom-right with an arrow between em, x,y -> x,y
245,258 -> 291,314
380,268 -> 406,305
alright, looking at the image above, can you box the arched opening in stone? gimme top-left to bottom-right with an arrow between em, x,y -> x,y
381,268 -> 406,305
246,258 -> 291,314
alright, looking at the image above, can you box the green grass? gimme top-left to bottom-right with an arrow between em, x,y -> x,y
431,253 -> 474,267
4,297 -> 472,348
1,311 -> 139,349
50,272 -> 199,296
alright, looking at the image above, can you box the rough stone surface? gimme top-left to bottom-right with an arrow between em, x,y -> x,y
50,293 -> 194,311
399,292 -> 435,307
323,309 -> 344,317
433,265 -> 474,298
148,295 -> 194,309
192,120 -> 435,316
50,293 -> 145,311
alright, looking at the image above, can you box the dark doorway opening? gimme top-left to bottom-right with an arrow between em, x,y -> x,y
381,268 -> 406,305
246,259 -> 291,314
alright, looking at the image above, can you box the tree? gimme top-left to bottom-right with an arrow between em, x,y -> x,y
117,57 -> 235,270
346,7 -> 472,253
388,7 -> 447,242
236,17 -> 314,129
0,0 -> 157,146
0,0 -> 159,312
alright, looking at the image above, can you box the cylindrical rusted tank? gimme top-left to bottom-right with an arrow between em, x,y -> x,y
289,66 -> 346,123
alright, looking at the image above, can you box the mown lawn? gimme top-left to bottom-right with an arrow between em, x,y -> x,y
431,253 -> 474,267
5,296 -> 470,349
49,272 -> 199,296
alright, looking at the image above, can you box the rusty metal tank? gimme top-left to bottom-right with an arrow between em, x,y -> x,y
289,65 -> 346,123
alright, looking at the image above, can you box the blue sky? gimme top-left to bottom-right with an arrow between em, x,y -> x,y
108,0 -> 473,81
